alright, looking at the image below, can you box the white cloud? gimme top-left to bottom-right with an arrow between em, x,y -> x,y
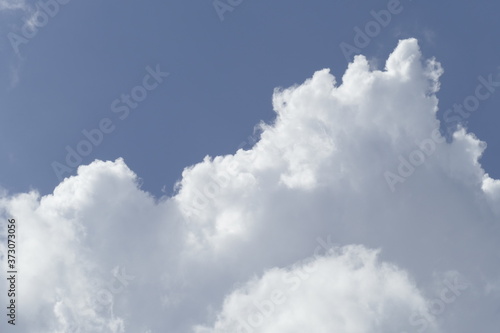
194,245 -> 440,333
0,0 -> 26,11
1,39 -> 499,332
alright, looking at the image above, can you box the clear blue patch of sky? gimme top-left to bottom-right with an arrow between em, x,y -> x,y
0,0 -> 498,197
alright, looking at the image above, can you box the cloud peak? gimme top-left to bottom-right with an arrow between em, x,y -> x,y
1,38 -> 499,333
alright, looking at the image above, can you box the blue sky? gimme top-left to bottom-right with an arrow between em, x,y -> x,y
1,0 -> 499,197
2,1 -> 500,332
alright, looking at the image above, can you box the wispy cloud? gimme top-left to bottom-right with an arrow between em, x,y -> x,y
0,0 -> 27,11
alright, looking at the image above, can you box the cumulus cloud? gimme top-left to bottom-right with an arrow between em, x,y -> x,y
1,39 -> 499,332
194,245 -> 440,333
